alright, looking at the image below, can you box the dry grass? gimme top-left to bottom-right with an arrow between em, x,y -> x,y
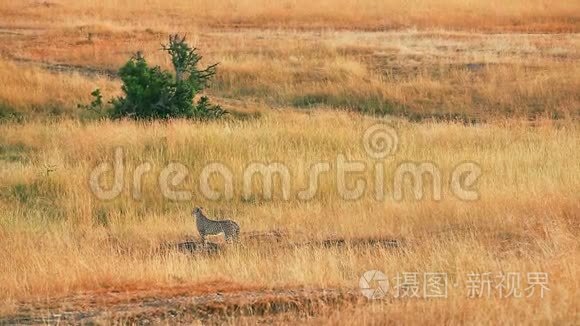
0,1 -> 579,120
1,30 -> 578,120
0,0 -> 579,323
0,59 -> 118,117
1,0 -> 579,32
0,112 -> 578,322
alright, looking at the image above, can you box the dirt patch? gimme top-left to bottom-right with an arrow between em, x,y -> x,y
1,287 -> 359,324
28,59 -> 116,79
3,54 -> 118,79
165,231 -> 403,256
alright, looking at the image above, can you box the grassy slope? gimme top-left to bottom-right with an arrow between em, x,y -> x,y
0,1 -> 578,120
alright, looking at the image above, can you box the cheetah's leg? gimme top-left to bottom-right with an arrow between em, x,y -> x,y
226,230 -> 239,244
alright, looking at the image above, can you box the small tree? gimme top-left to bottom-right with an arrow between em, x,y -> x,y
84,34 -> 226,120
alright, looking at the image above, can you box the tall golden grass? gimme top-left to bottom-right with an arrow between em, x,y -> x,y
0,112 -> 578,322
0,59 -> 118,116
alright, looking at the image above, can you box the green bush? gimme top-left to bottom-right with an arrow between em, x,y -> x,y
82,34 -> 226,120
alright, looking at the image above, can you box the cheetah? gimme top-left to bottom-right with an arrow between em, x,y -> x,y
192,207 -> 240,245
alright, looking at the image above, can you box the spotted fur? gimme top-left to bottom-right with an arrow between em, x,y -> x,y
193,207 -> 240,244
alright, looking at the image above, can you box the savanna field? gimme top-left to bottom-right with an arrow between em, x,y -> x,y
0,1 -> 579,324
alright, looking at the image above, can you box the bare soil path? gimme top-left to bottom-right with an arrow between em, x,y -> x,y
1,287 -> 359,324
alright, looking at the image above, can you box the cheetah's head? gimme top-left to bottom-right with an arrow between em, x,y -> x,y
192,207 -> 204,217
